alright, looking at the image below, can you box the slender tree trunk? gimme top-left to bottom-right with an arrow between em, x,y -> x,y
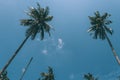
19,57 -> 33,80
0,35 -> 30,75
105,33 -> 120,65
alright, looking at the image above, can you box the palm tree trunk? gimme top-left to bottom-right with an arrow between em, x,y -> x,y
0,35 -> 30,75
19,57 -> 33,80
105,33 -> 120,65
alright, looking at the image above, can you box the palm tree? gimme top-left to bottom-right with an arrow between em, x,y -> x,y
38,66 -> 55,80
0,71 -> 9,80
84,73 -> 98,80
19,57 -> 33,80
0,2 -> 53,75
87,11 -> 120,65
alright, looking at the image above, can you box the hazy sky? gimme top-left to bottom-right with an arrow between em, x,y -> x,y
0,0 -> 120,80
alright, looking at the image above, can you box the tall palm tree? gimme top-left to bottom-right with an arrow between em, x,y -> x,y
38,66 -> 55,80
84,73 -> 98,80
19,57 -> 33,80
0,2 -> 53,75
87,11 -> 120,65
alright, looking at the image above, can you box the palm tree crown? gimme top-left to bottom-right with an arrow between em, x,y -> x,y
39,66 -> 55,80
0,71 -> 9,80
84,73 -> 98,80
21,2 -> 53,40
88,11 -> 113,40
87,11 -> 120,65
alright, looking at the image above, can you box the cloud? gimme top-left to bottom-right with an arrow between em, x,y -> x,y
42,49 -> 48,55
57,38 -> 64,49
36,37 -> 48,42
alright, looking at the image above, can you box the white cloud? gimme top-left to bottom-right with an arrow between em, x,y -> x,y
57,38 -> 64,49
42,49 -> 48,55
36,37 -> 48,42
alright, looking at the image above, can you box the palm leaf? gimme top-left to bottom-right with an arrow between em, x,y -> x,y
104,26 -> 113,35
40,26 -> 44,40
31,28 -> 39,40
94,11 -> 100,18
101,13 -> 108,20
87,26 -> 96,32
94,29 -> 99,39
28,7 -> 40,20
43,7 -> 49,17
44,23 -> 51,36
20,19 -> 34,26
45,16 -> 53,22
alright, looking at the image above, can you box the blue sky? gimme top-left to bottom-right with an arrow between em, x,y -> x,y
0,0 -> 120,80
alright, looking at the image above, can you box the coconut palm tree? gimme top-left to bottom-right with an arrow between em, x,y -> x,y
87,11 -> 120,65
19,57 -> 33,80
84,73 -> 98,80
0,2 -> 53,75
38,66 -> 55,80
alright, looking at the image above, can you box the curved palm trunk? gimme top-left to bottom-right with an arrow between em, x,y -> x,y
19,57 -> 33,80
0,35 -> 30,75
105,33 -> 120,65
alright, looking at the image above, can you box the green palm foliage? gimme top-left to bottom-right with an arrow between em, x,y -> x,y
0,2 -> 53,75
84,73 -> 98,80
88,11 -> 113,39
88,11 -> 120,65
21,2 -> 53,40
38,67 -> 55,80
0,71 -> 9,80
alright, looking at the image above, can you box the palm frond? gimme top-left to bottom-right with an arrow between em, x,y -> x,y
25,27 -> 32,37
40,67 -> 54,80
87,26 -> 96,32
36,2 -> 41,9
28,7 -> 40,20
94,11 -> 100,18
84,73 -> 98,80
94,29 -> 99,39
105,20 -> 112,25
40,27 -> 44,40
88,16 -> 96,21
104,26 -> 113,35
101,28 -> 106,40
25,25 -> 37,37
44,7 -> 49,17
20,19 -> 34,26
101,13 -> 108,20
39,8 -> 44,18
44,23 -> 52,36
31,28 -> 38,40
45,16 -> 53,22
41,72 -> 46,77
